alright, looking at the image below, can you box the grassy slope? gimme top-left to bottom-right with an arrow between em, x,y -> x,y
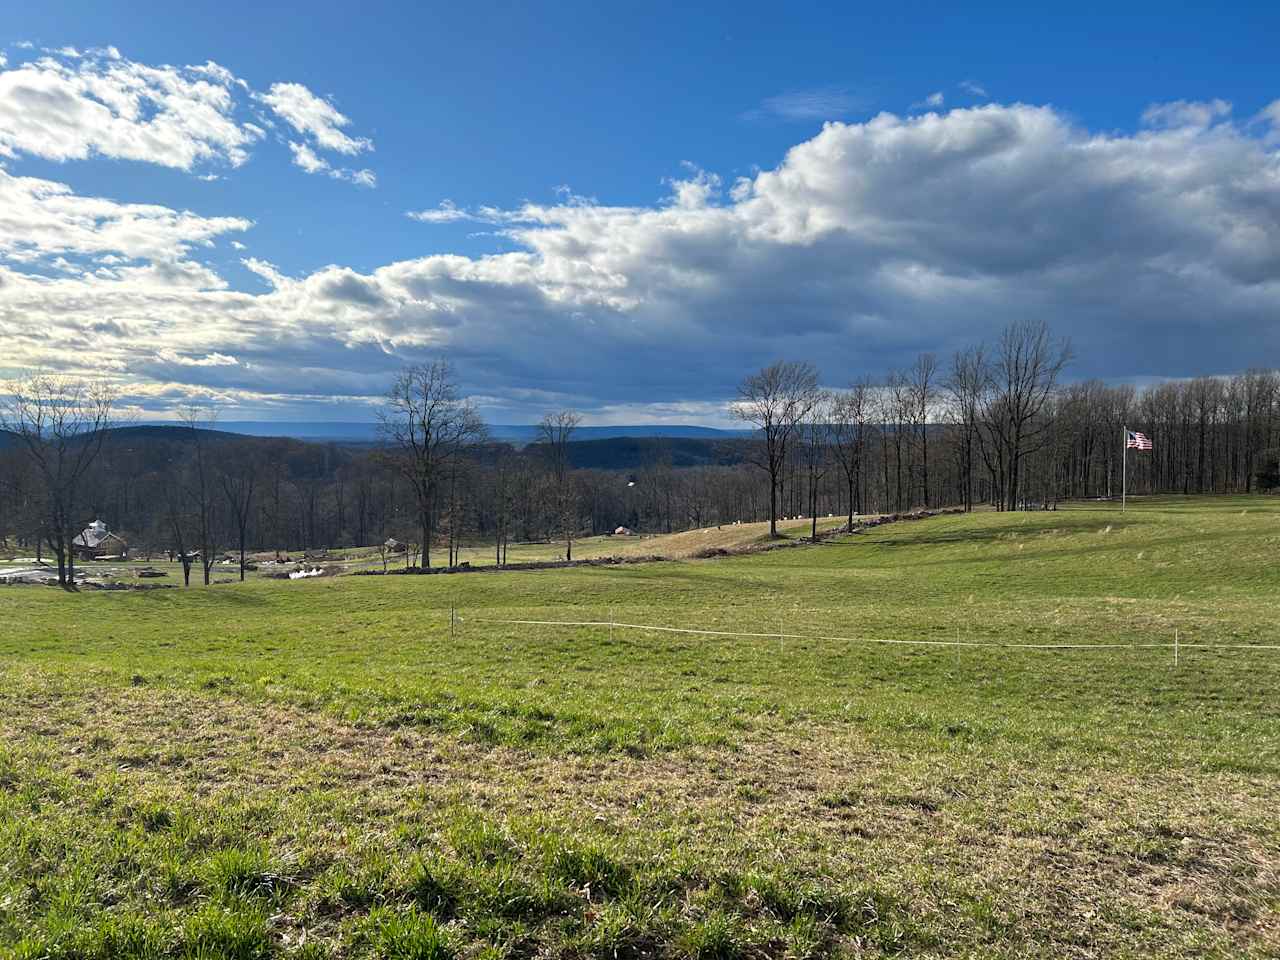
1,497 -> 1278,958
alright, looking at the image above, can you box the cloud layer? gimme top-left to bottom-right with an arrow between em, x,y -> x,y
3,95 -> 1280,421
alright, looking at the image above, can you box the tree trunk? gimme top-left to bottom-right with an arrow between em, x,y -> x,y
768,471 -> 778,537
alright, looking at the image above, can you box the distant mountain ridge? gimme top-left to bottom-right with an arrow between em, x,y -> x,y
139,421 -> 752,444
2,423 -> 755,472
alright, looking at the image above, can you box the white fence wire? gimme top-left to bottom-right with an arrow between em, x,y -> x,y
457,614 -> 1280,654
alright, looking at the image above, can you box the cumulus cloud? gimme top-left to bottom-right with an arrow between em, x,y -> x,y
0,51 -> 261,169
0,47 -> 374,186
258,81 -> 371,154
4,101 -> 1280,420
0,166 -> 251,266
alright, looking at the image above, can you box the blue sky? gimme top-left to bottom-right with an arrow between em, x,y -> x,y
2,2 -> 1279,423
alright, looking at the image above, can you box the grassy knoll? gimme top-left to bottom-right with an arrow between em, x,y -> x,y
1,496 -> 1278,958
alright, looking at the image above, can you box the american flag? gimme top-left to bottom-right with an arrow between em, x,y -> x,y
1126,430 -> 1153,450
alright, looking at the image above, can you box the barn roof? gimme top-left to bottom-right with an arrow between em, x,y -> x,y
74,520 -> 124,548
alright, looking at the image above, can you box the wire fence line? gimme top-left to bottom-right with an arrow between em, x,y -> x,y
455,613 -> 1280,654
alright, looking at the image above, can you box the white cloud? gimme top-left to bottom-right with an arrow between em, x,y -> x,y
744,87 -> 861,122
408,201 -> 472,223
0,166 -> 251,266
0,51 -> 261,169
241,256 -> 287,288
0,48 -> 373,187
156,349 -> 239,366
959,80 -> 987,97
334,166 -> 375,188
288,139 -> 329,173
1141,98 -> 1232,129
3,101 -> 1280,418
926,91 -> 944,107
258,81 -> 371,154
280,110 -> 373,186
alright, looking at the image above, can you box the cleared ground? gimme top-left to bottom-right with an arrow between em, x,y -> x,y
1,497 -> 1278,958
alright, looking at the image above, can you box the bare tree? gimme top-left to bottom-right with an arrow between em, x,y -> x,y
732,361 -> 820,537
831,379 -> 872,527
800,391 -> 834,539
945,346 -> 989,512
175,405 -> 223,585
488,444 -> 515,566
378,361 -> 486,569
981,321 -> 1071,510
164,480 -> 196,587
908,353 -> 939,507
0,375 -> 115,586
886,371 -> 913,510
538,409 -> 582,560
219,452 -> 257,582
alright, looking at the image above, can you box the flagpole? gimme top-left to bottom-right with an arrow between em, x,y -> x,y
1121,426 -> 1127,513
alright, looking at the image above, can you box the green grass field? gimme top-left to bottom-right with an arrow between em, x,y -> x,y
2,497 -> 1278,958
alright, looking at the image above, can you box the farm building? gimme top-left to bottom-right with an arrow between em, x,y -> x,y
72,520 -> 128,560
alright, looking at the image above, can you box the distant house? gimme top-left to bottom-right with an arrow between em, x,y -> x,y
614,526 -> 635,536
72,520 -> 128,560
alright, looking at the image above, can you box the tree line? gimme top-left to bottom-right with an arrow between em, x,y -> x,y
3,323 -> 1279,585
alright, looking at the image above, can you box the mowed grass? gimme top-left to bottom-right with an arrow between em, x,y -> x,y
1,496 -> 1278,958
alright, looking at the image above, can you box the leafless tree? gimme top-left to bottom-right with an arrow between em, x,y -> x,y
219,451 -> 257,582
732,361 -> 821,537
488,444 -> 515,566
831,379 -> 873,526
539,409 -> 582,560
800,391 -> 834,539
886,371 -> 914,510
378,360 -> 486,569
981,321 -> 1071,510
0,375 -> 116,586
908,353 -> 939,507
177,405 -> 221,585
945,346 -> 989,512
